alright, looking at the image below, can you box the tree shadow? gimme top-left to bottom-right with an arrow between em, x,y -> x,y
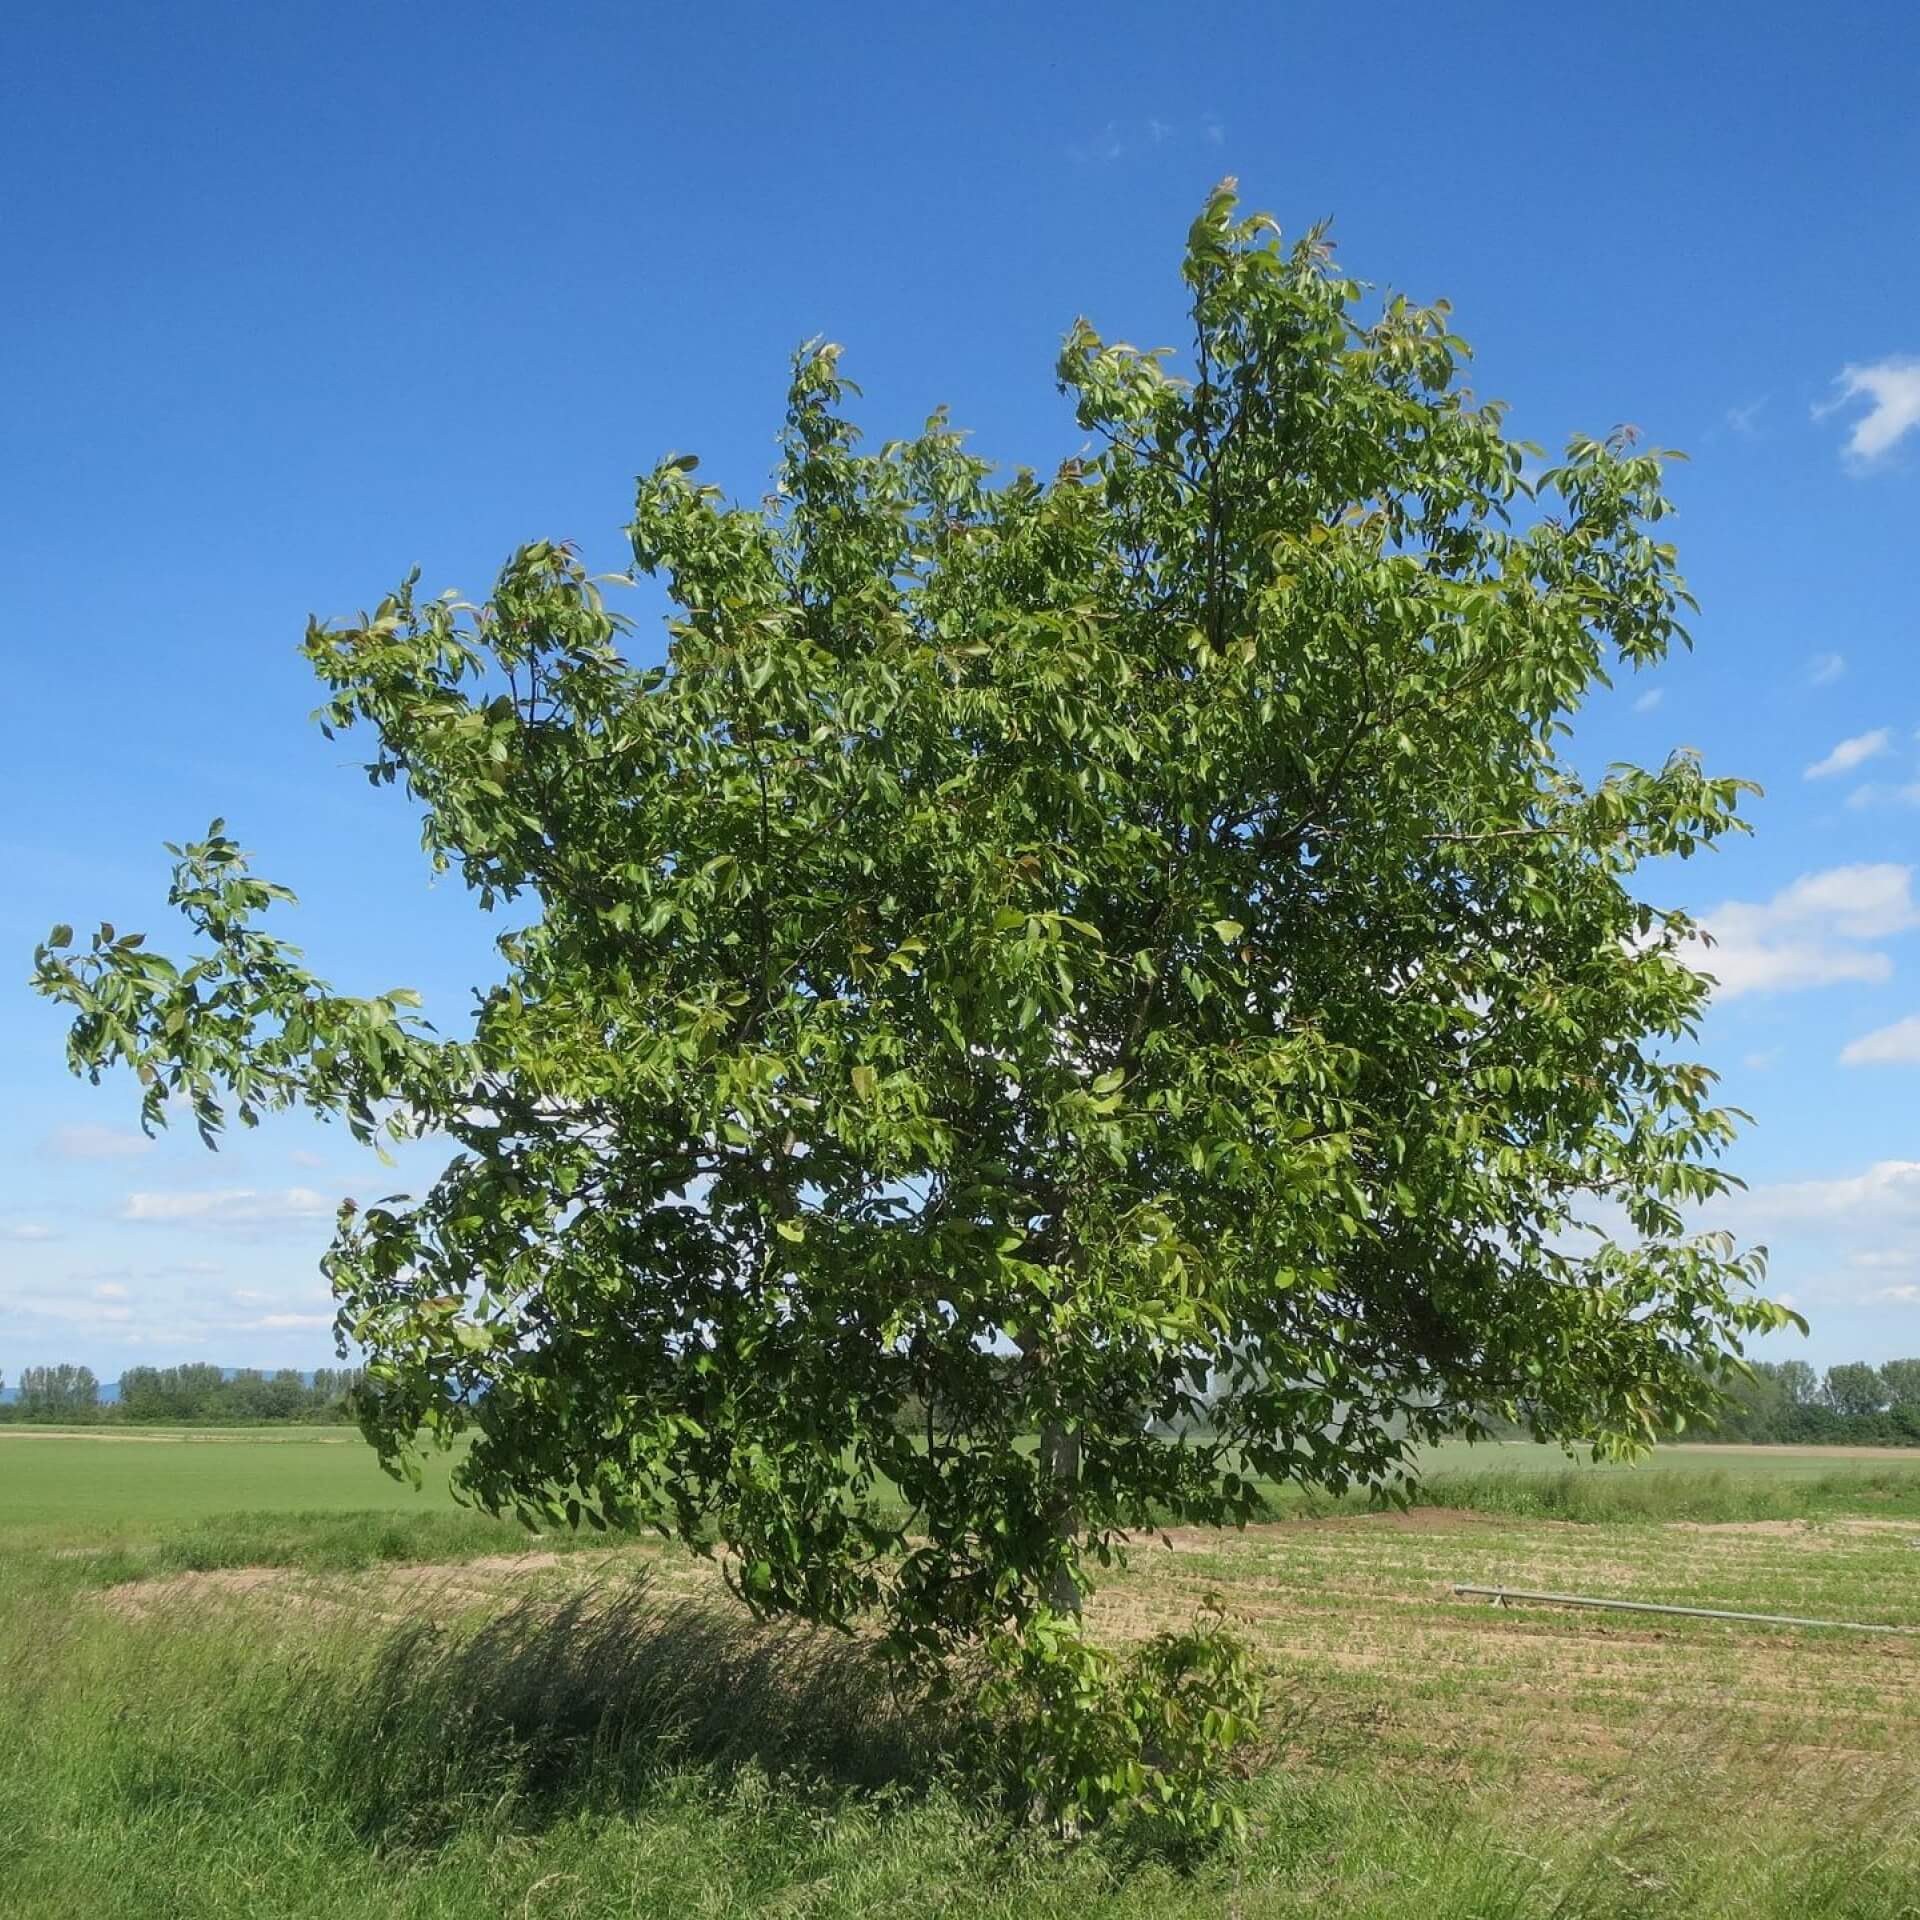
328,1577 -> 962,1848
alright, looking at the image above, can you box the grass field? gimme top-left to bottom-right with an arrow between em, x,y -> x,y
4,1429 -> 1919,1916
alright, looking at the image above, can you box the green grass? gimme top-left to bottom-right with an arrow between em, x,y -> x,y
1,1551 -> 1914,1918
10,1426 -> 1920,1549
5,1431 -> 1920,1915
0,1426 -> 479,1542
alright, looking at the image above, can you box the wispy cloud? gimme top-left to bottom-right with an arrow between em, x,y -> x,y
122,1187 -> 334,1228
1067,122 -> 1127,165
1,1223 -> 57,1243
1688,863 -> 1919,1000
1807,652 -> 1846,688
92,1281 -> 130,1300
1072,115 -> 1224,164
1805,728 -> 1892,780
1852,1248 -> 1919,1272
1632,687 -> 1664,713
1726,396 -> 1768,436
44,1124 -> 153,1161
1687,1160 -> 1920,1310
3,1294 -> 134,1326
1846,780 -> 1920,810
244,1312 -> 332,1331
1841,1014 -> 1920,1067
1816,356 -> 1920,463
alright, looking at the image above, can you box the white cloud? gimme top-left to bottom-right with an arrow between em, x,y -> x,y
1703,1162 -> 1920,1314
45,1124 -> 154,1160
92,1282 -> 130,1300
123,1187 -> 334,1228
288,1149 -> 327,1170
1689,863 -> 1919,1000
1817,357 -> 1920,463
1718,1160 -> 1920,1229
1742,1049 -> 1780,1070
1852,1248 -> 1918,1272
1840,1014 -> 1920,1067
1805,728 -> 1892,780
1633,688 -> 1664,713
1,1223 -> 57,1243
1726,397 -> 1767,436
1807,652 -> 1846,687
247,1312 -> 333,1331
4,1294 -> 134,1326
1873,1285 -> 1920,1305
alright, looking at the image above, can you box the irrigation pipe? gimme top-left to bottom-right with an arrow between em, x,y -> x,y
1452,1585 -> 1918,1637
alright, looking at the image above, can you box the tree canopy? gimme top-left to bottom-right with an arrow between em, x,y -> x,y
35,185 -> 1794,1721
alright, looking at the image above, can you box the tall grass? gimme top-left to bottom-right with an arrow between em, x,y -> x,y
1241,1460 -> 1920,1527
1401,1461 -> 1920,1524
2,1553 -> 1917,1918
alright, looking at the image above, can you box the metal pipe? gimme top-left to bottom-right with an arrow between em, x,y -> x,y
1452,1584 -> 1917,1637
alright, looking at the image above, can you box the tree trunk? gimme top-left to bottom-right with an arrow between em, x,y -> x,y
1037,1418 -> 1082,1616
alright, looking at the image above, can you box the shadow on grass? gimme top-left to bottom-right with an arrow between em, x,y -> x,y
318,1579 -> 959,1849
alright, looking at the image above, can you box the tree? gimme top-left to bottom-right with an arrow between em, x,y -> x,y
34,186 -> 1794,1820
1775,1358 -> 1821,1408
1825,1362 -> 1886,1420
1881,1358 -> 1920,1410
1709,1358 -> 1790,1440
16,1364 -> 98,1418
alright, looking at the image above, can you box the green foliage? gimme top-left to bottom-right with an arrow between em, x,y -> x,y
1823,1361 -> 1888,1420
118,1363 -> 366,1425
1879,1357 -> 1920,1408
1702,1358 -> 1920,1446
980,1606 -> 1264,1842
32,186 -> 1798,1810
11,1364 -> 99,1418
0,1365 -> 367,1427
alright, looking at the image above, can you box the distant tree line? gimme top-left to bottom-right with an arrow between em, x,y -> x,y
0,1364 -> 365,1425
4,1363 -> 103,1419
1698,1358 -> 1920,1446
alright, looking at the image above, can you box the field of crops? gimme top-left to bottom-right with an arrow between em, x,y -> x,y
4,1429 -> 1919,1917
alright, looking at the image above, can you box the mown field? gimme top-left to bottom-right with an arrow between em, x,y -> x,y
3,1429 -> 1919,1917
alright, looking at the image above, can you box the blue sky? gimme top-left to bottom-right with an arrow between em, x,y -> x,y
2,1 -> 1916,1380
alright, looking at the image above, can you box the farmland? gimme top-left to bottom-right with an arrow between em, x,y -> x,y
2,1430 -> 1918,1917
